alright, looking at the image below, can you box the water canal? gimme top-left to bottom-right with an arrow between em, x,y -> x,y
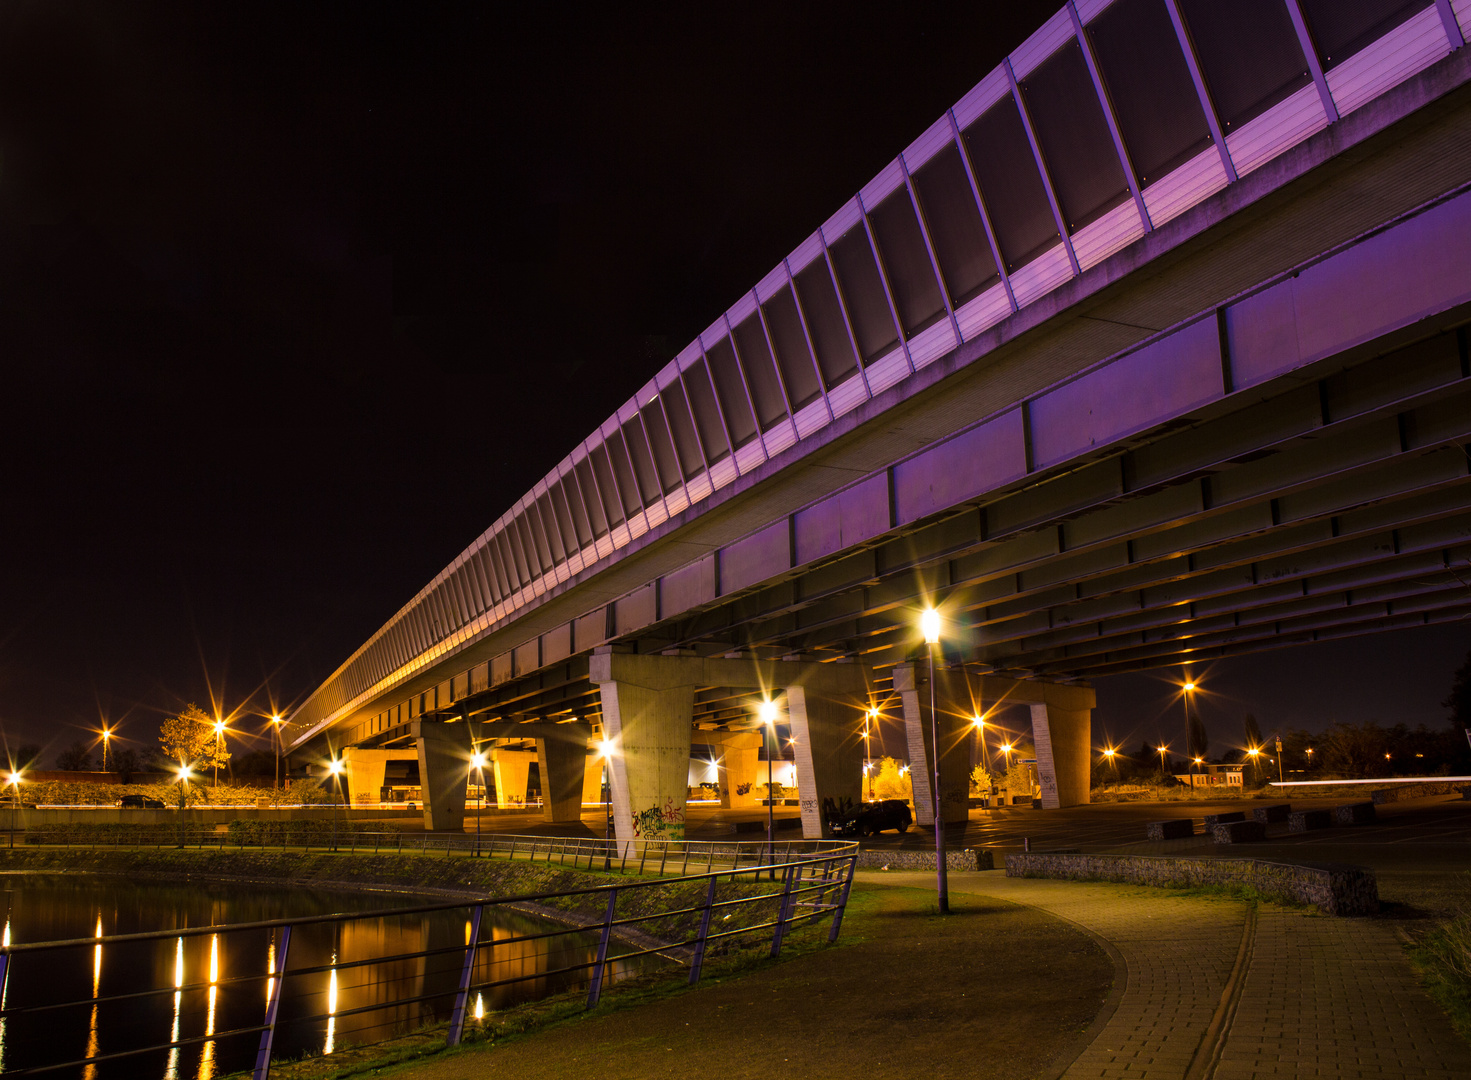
0,873 -> 647,1077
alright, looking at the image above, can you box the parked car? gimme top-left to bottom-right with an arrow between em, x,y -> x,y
831,799 -> 912,836
118,795 -> 165,809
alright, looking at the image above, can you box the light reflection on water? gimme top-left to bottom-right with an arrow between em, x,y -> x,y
0,874 -> 652,1078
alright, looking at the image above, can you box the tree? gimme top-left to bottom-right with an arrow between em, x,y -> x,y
1187,712 -> 1209,763
111,747 -> 140,783
11,744 -> 41,770
871,757 -> 913,802
55,742 -> 93,771
158,704 -> 231,774
1444,648 -> 1471,732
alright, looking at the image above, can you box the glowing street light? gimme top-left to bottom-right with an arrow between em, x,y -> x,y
270,714 -> 284,791
6,770 -> 22,850
595,737 -> 615,867
760,699 -> 779,877
470,751 -> 487,854
1181,679 -> 1198,774
99,727 -> 112,773
971,714 -> 990,796
863,708 -> 877,802
212,720 -> 227,787
920,606 -> 948,914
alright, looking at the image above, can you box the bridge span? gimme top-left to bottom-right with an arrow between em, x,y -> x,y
285,0 -> 1471,844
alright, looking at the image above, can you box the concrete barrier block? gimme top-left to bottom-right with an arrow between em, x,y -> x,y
1203,811 -> 1246,826
1253,804 -> 1291,824
1289,809 -> 1333,832
1146,819 -> 1194,841
1212,820 -> 1266,844
1333,802 -> 1376,825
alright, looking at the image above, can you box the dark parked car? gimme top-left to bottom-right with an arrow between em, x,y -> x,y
118,794 -> 165,809
831,799 -> 912,836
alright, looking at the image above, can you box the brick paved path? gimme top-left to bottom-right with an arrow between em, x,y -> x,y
938,872 -> 1471,1080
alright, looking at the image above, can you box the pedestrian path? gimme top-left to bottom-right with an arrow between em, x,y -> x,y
946,872 -> 1471,1080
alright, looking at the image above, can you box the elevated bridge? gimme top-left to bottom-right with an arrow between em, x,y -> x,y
286,0 -> 1471,843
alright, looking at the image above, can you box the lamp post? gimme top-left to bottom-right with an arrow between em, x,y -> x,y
100,728 -> 111,774
760,700 -> 778,880
212,720 -> 226,787
1157,744 -> 1169,778
597,739 -> 614,870
1182,681 -> 1196,773
271,715 -> 283,791
326,758 -> 344,850
7,772 -> 21,850
1104,747 -> 1117,779
470,752 -> 486,855
1276,736 -> 1285,785
972,714 -> 989,795
921,607 -> 949,915
864,708 -> 877,801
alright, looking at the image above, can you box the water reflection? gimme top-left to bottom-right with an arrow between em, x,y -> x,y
165,938 -> 183,1080
0,875 -> 655,1078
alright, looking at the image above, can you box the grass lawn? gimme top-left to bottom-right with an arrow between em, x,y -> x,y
291,880 -> 1113,1080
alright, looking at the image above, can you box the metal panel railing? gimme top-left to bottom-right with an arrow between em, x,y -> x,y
0,843 -> 858,1078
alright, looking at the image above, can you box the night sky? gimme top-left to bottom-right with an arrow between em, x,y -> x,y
2,2 -> 1468,766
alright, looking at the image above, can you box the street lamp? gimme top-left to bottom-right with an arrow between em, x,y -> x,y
213,720 -> 226,787
326,758 -> 345,850
1182,681 -> 1197,773
470,752 -> 486,854
921,607 -> 948,915
271,715 -> 283,791
863,708 -> 877,801
100,727 -> 111,774
596,738 -> 614,869
1157,744 -> 1169,777
760,699 -> 778,879
972,715 -> 989,799
6,771 -> 21,850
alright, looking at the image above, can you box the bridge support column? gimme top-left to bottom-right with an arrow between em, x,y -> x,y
787,686 -> 864,839
1030,702 -> 1091,809
894,664 -> 971,828
973,676 -> 1096,809
591,651 -> 697,851
340,748 -> 396,806
537,735 -> 588,824
491,749 -> 533,808
699,730 -> 762,809
414,720 -> 470,832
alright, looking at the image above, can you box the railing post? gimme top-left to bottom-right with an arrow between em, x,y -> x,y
585,889 -> 618,1009
770,863 -> 796,958
446,905 -> 484,1046
253,924 -> 292,1080
688,876 -> 718,986
828,854 -> 858,943
657,843 -> 668,876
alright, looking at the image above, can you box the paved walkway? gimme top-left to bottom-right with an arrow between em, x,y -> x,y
935,872 -> 1471,1080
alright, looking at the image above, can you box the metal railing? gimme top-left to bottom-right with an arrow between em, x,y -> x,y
0,844 -> 857,1077
13,823 -> 840,875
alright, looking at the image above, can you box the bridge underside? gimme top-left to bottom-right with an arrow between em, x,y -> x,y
291,34 -> 1471,843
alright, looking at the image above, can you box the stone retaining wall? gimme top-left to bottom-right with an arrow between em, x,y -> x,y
857,848 -> 993,871
1004,853 -> 1378,915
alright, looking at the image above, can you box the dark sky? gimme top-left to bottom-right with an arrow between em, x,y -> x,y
1,2 -> 1467,766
